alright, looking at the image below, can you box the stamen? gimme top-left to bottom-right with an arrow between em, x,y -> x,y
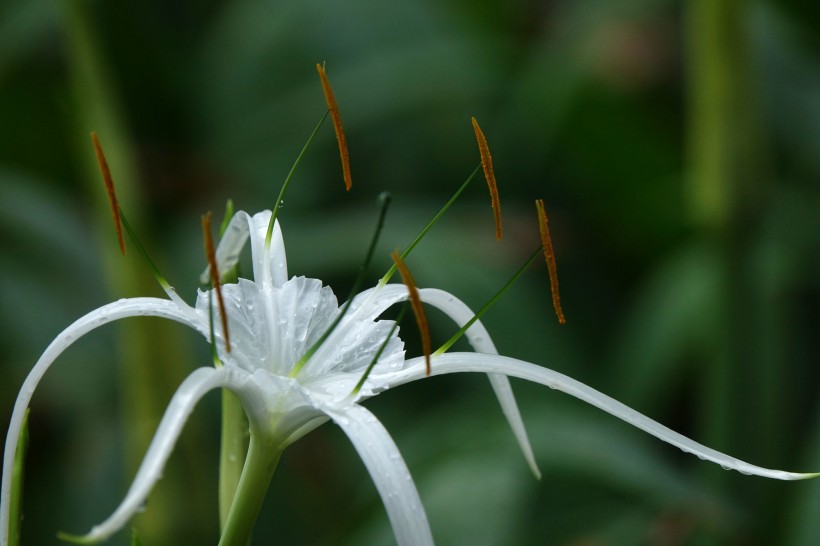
316,62 -> 351,191
351,303 -> 408,396
266,110 -> 330,248
380,164 -> 482,285
391,251 -> 431,376
289,193 -> 392,378
535,199 -> 566,324
90,132 -> 126,255
202,212 -> 232,352
471,117 -> 502,240
435,246 -> 541,355
91,134 -> 183,305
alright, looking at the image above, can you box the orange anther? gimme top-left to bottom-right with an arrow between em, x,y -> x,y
202,212 -> 232,352
317,63 -> 352,191
391,251 -> 432,375
91,132 -> 125,255
535,199 -> 566,324
471,117 -> 502,240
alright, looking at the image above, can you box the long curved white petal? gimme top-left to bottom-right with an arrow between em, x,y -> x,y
319,402 -> 433,546
346,285 -> 540,478
1,298 -> 206,544
392,353 -> 819,481
417,288 -> 540,479
63,367 -> 234,542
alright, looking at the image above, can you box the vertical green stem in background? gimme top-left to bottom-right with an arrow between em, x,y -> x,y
687,0 -> 769,233
61,1 -> 205,541
686,0 -> 781,539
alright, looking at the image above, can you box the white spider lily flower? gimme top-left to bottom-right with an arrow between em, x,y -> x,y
0,209 -> 535,546
2,209 -> 817,546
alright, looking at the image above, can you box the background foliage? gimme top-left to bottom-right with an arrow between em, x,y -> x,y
1,0 -> 819,544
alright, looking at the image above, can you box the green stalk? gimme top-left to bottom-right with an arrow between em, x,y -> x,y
219,391 -> 249,531
687,0 -> 746,484
61,1 -> 205,540
686,0 -> 778,537
214,202 -> 250,529
8,410 -> 29,546
687,0 -> 767,232
218,431 -> 283,546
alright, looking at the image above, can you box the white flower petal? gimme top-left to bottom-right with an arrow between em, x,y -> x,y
247,211 -> 288,289
1,297 -> 206,544
295,283 -> 406,378
392,353 -> 819,481
201,210 -> 288,289
197,279 -> 270,373
65,367 -> 234,542
272,276 -> 337,374
318,402 -> 433,546
417,288 -> 540,479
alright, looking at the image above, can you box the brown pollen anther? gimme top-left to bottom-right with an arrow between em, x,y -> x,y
535,199 -> 566,324
202,212 -> 232,352
471,117 -> 502,240
391,251 -> 432,376
316,62 -> 352,191
91,132 -> 126,255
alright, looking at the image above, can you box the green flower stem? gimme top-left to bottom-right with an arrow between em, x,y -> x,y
687,1 -> 779,523
218,430 -> 283,546
686,0 -> 767,232
219,390 -> 249,531
8,409 -> 28,546
686,0 -> 749,490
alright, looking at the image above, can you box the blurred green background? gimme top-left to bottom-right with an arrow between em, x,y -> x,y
1,0 -> 819,544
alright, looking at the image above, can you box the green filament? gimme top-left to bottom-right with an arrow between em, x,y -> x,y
265,110 -> 330,249
434,246 -> 542,356
290,192 -> 392,378
351,303 -> 408,396
119,209 -> 174,294
380,163 -> 481,285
